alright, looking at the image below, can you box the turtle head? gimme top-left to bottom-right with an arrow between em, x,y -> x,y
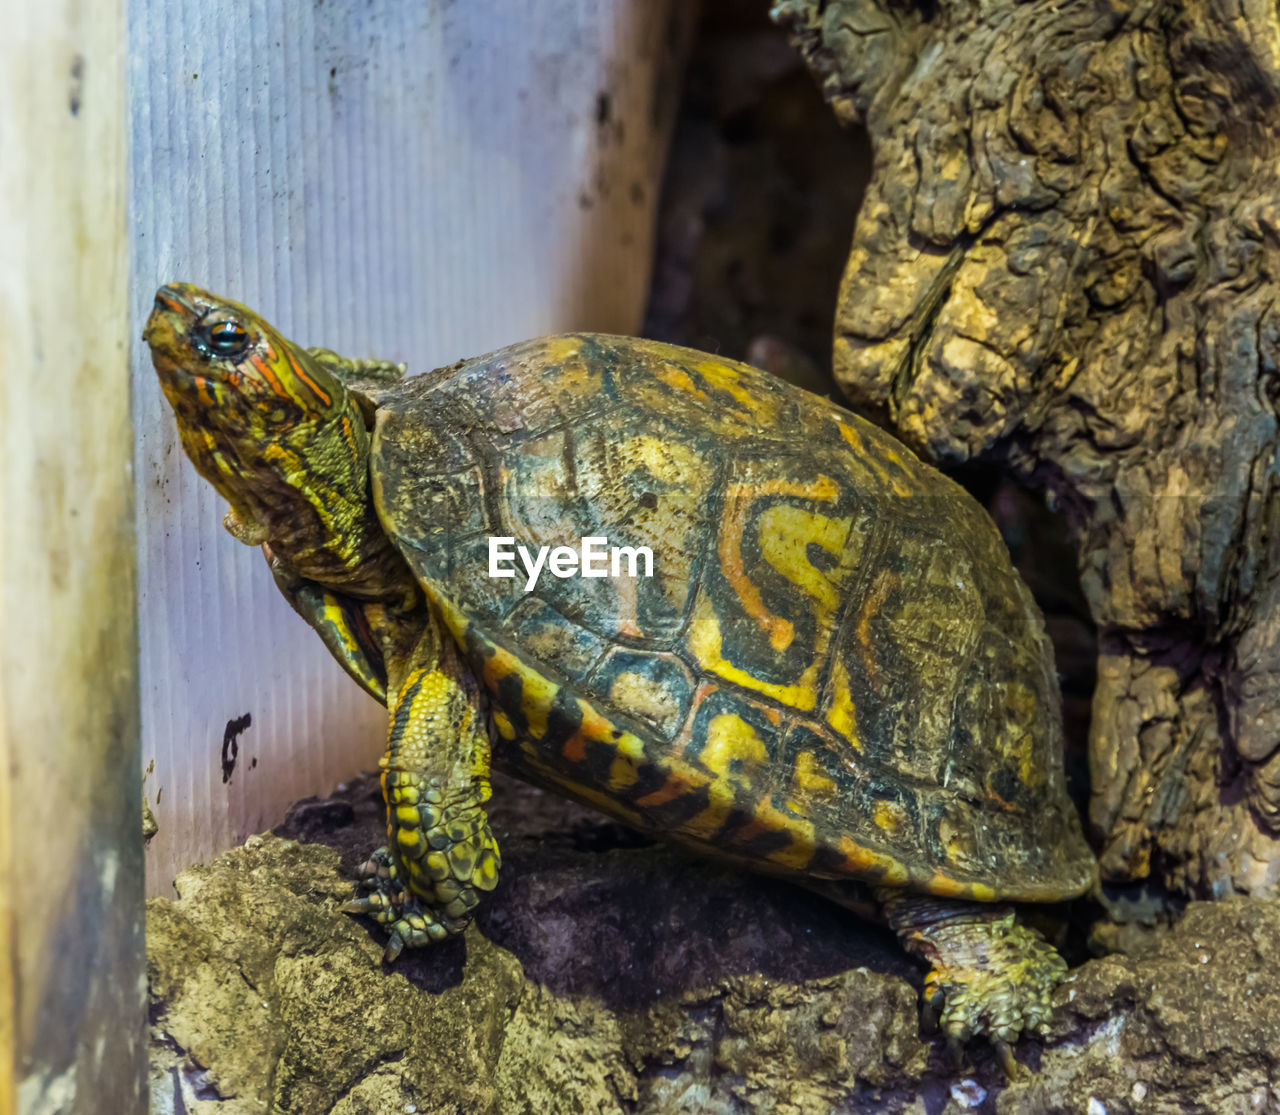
145,283 -> 346,437
145,283 -> 372,552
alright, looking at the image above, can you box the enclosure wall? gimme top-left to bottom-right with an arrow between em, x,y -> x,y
0,1 -> 145,1111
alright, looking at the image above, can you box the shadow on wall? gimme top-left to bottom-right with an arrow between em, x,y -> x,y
643,0 -> 872,390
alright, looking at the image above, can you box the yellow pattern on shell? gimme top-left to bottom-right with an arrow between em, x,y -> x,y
696,359 -> 780,423
759,808 -> 818,869
680,713 -> 817,869
607,754 -> 640,790
700,713 -> 769,785
417,580 -> 1050,901
836,420 -> 913,498
787,751 -> 839,815
686,597 -> 820,711
654,361 -> 711,403
567,696 -> 649,792
518,669 -> 560,740
622,435 -> 705,484
1005,681 -> 1046,789
756,504 -> 849,615
838,836 -> 910,886
925,871 -> 996,902
537,336 -> 583,365
715,474 -> 842,654
873,799 -> 908,836
678,794 -> 736,842
824,657 -> 860,747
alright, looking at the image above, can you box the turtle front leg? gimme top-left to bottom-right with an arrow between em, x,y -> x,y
876,889 -> 1065,1078
342,617 -> 500,960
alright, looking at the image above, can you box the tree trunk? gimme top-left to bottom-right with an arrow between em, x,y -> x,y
773,0 -> 1280,897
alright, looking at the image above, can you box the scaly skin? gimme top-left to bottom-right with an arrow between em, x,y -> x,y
343,622 -> 502,957
877,888 -> 1065,1077
144,283 -> 499,955
145,286 -> 415,613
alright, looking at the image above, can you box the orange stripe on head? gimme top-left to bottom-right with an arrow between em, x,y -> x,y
340,414 -> 362,471
249,352 -> 288,399
285,345 -> 333,407
154,292 -> 186,315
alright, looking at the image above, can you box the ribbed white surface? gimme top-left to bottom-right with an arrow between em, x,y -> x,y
130,0 -> 689,895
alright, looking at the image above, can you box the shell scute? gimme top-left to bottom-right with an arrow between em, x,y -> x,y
505,597 -> 606,683
609,340 -> 801,444
491,415 -> 714,642
415,336 -> 606,436
591,647 -> 696,740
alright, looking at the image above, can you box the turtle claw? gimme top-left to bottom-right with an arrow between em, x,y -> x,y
340,895 -> 382,916
880,893 -> 1065,1076
343,844 -> 469,956
384,935 -> 404,963
373,901 -> 460,962
993,1038 -> 1027,1082
353,846 -> 397,890
920,986 -> 945,1034
925,914 -> 1064,1071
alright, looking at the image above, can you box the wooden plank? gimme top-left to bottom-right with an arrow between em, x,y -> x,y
130,0 -> 694,895
0,0 -> 144,1111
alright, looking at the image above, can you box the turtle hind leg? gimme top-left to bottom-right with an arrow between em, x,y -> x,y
342,618 -> 501,960
875,888 -> 1066,1078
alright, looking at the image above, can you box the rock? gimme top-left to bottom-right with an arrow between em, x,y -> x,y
148,774 -> 1280,1113
1020,901 -> 1280,1114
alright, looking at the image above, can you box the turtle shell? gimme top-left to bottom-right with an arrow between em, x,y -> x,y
370,334 -> 1095,902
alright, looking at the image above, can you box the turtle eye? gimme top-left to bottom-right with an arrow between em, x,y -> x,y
203,316 -> 250,357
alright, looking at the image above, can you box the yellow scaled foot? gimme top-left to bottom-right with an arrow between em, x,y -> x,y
879,891 -> 1066,1078
341,846 -> 470,959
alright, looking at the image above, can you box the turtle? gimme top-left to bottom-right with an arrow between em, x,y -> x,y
144,282 -> 1096,1073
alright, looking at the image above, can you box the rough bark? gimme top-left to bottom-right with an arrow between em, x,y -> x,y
773,0 -> 1280,897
